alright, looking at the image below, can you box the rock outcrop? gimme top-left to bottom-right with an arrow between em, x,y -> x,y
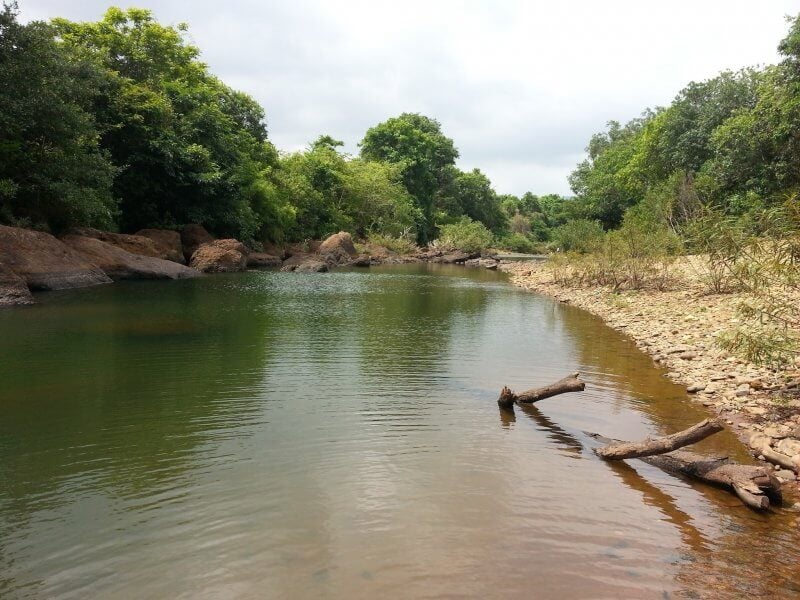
62,235 -> 201,281
319,231 -> 357,265
180,224 -> 214,261
0,262 -> 34,306
134,229 -> 186,264
67,227 -> 165,260
188,239 -> 247,273
0,225 -> 111,290
279,253 -> 329,272
246,252 -> 282,268
427,250 -> 479,264
291,259 -> 329,273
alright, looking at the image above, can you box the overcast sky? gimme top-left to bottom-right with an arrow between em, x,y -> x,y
20,1 -> 800,196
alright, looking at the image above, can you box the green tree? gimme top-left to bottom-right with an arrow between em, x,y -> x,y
360,113 -> 459,243
441,168 -> 506,233
0,3 -> 116,232
54,8 -> 289,242
569,115 -> 652,228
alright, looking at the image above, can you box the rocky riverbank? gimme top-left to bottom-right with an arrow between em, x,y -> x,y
0,224 -> 490,307
498,258 -> 800,494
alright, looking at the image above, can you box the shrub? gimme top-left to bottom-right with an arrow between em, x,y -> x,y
437,217 -> 494,253
550,219 -> 605,253
496,232 -> 539,254
367,232 -> 418,255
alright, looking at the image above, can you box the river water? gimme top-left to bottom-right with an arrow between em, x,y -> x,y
0,265 -> 798,599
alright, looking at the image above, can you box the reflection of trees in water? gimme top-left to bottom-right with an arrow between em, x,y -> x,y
0,275 -> 279,519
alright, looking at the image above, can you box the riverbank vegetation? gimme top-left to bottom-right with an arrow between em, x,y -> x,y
2,4 -> 800,361
545,14 -> 800,368
0,3 -> 568,252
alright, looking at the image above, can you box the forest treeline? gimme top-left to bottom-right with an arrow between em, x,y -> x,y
0,4 -> 568,250
2,4 -> 800,254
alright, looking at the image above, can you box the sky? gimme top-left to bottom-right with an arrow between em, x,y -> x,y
20,0 -> 800,196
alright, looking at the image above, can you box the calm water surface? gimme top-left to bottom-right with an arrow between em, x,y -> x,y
0,265 -> 798,599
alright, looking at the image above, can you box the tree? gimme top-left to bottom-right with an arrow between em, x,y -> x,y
53,8 -> 288,242
0,3 -> 116,232
569,115 -> 652,228
439,168 -> 506,233
360,113 -> 458,243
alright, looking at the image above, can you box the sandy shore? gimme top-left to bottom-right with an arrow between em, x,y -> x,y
499,257 -> 800,491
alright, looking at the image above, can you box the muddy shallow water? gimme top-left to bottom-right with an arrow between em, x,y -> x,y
0,264 -> 798,598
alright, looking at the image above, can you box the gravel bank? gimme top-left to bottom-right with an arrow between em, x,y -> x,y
499,258 -> 800,493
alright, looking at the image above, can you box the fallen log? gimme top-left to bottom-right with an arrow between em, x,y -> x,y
498,372 -> 585,410
595,419 -> 723,460
588,431 -> 782,510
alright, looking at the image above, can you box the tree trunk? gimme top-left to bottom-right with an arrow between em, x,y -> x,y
588,431 -> 782,510
498,372 -> 585,410
594,419 -> 723,460
637,450 -> 782,510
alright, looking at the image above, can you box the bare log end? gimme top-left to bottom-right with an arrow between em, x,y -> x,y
498,386 -> 518,410
732,483 -> 770,510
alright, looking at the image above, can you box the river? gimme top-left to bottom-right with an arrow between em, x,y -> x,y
0,265 -> 797,598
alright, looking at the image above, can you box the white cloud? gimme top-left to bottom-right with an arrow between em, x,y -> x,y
21,0 -> 799,195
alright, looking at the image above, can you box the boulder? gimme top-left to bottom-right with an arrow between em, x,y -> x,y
0,261 -> 34,306
189,239 -> 247,273
67,226 -> 164,260
134,229 -> 186,264
0,224 -> 111,290
294,260 -> 329,273
279,254 -> 328,272
319,231 -> 357,265
180,224 -> 214,261
347,255 -> 371,267
62,235 -> 201,281
430,250 -> 479,264
247,252 -> 282,268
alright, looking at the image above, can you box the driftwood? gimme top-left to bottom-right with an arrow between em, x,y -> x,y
589,428 -> 782,510
595,419 -> 723,460
498,372 -> 585,410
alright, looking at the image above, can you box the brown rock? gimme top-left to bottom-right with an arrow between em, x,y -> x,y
66,227 -> 163,260
280,255 -> 328,272
347,255 -> 371,267
62,235 -> 201,280
0,224 -> 111,290
0,261 -> 34,306
294,260 -> 328,273
180,224 -> 214,261
134,229 -> 185,264
189,239 -> 247,273
319,231 -> 357,265
246,252 -> 281,268
430,250 -> 479,264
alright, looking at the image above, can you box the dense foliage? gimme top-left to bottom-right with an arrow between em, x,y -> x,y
568,15 -> 800,236
4,3 -> 800,266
